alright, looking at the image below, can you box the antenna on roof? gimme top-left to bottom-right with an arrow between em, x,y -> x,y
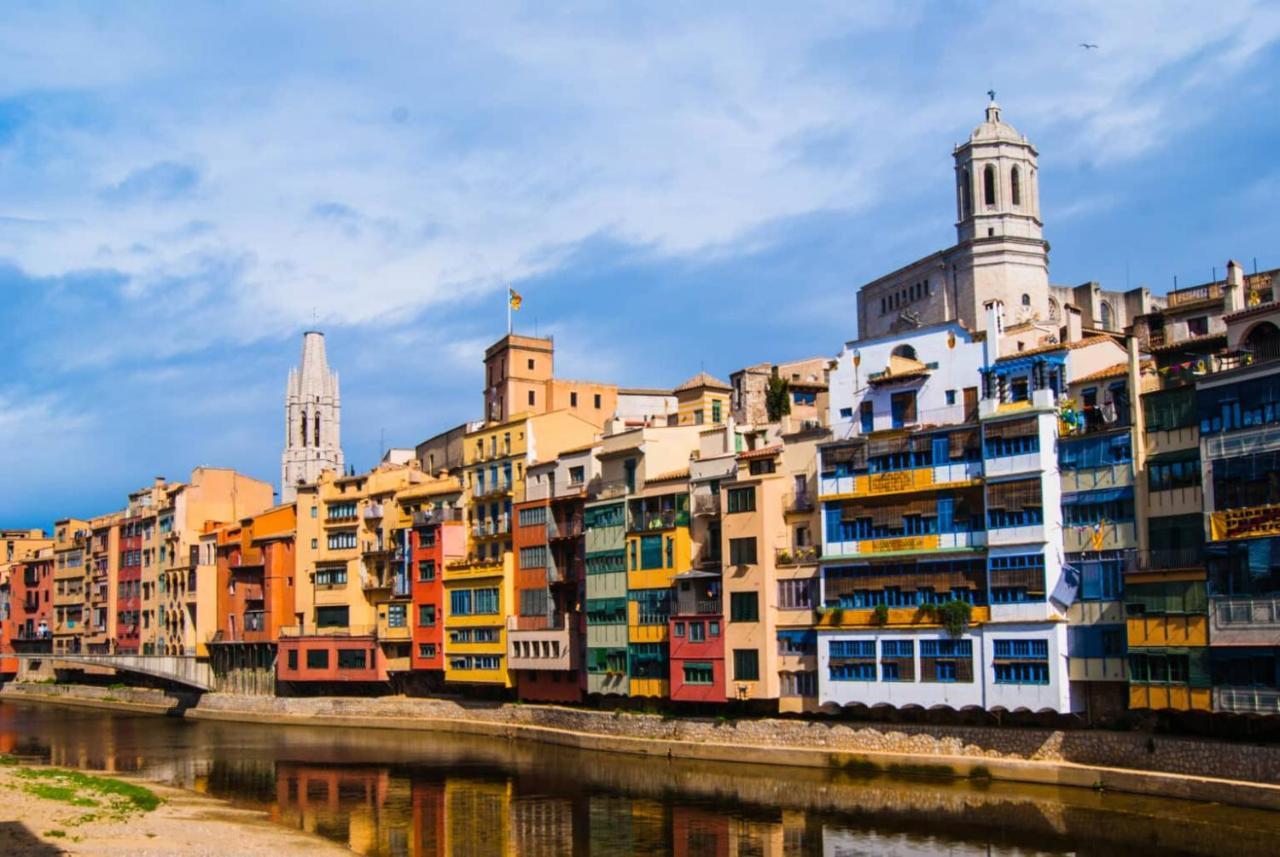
1255,257 -> 1260,275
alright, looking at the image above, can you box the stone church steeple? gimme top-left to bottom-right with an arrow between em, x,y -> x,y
281,331 -> 344,502
954,95 -> 1043,244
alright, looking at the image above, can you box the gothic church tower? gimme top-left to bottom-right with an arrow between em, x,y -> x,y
281,331 -> 344,502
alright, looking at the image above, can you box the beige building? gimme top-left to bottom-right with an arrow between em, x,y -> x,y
673,373 -> 732,427
51,518 -> 90,654
730,357 -> 832,431
483,334 -> 620,427
85,514 -> 120,653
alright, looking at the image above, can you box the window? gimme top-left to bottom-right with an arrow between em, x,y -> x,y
688,621 -> 705,642
683,662 -> 714,685
749,458 -> 776,475
881,639 -> 915,681
828,639 -> 876,681
386,604 -> 406,628
569,466 -> 585,485
673,621 -> 685,637
310,506 -> 318,519
287,650 -> 298,671
630,643 -> 666,678
417,560 -> 436,582
985,479 -> 1043,529
639,535 -> 664,569
520,587 -> 549,617
729,538 -> 758,566
920,639 -> 973,683
418,604 -> 436,627
1148,453 -> 1201,492
712,400 -> 722,423
860,401 -> 874,434
709,620 -> 720,636
777,630 -> 816,656
983,164 -> 995,206
418,643 -> 436,659
1011,165 -> 1021,206
594,393 -> 602,408
960,168 -> 972,217
519,546 -> 548,568
780,670 -> 817,696
528,390 -> 536,406
633,589 -> 670,625
730,591 -> 759,622
518,506 -> 547,527
474,587 -> 499,614
586,597 -> 628,624
992,638 -> 1049,684
945,390 -> 956,406
777,578 -> 815,609
306,649 -> 329,670
733,648 -> 760,681
327,531 -> 357,550
726,487 -> 756,514
315,606 -> 349,628
1073,552 -> 1124,600
1187,315 -> 1208,337
315,567 -> 347,587
450,589 -> 472,615
890,391 -> 917,428
338,649 -> 368,670
570,391 -> 578,407
989,553 -> 1045,603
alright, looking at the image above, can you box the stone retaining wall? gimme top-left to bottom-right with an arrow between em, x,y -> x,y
195,693 -> 1280,785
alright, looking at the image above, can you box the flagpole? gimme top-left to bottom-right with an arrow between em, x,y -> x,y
507,288 -> 512,336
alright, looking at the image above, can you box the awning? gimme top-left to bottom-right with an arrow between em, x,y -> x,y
777,630 -> 816,644
673,569 -> 720,580
1061,486 -> 1134,505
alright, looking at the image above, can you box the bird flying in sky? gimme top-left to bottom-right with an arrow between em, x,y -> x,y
1080,42 -> 1099,49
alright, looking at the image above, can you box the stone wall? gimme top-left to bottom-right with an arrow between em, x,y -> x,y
194,693 -> 1280,785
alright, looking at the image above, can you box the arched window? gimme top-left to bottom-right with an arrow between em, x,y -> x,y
300,412 -> 308,446
1244,322 -> 1280,361
1011,166 -> 1021,206
1048,298 -> 1059,321
983,164 -> 996,206
891,344 -> 917,361
315,412 -> 321,446
960,169 -> 972,217
1021,293 -> 1031,307
1100,302 -> 1114,331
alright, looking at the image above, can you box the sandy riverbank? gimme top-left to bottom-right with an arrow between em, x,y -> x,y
0,761 -> 351,857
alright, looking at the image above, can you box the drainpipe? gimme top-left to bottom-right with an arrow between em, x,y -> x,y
1128,335 -> 1149,558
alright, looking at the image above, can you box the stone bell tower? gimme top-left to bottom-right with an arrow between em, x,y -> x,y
281,331 -> 344,502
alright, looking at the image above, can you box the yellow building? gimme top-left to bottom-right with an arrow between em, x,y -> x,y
51,518 -> 90,655
673,372 -> 732,427
85,513 -> 121,653
445,410 -> 598,688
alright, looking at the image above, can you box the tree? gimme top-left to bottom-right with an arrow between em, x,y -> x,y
765,375 -> 792,422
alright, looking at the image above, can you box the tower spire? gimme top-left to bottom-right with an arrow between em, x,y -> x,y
281,330 -> 344,502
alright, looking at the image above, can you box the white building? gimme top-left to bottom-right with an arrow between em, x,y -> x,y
281,331 -> 344,502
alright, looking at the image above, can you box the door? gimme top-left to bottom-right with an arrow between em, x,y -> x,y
963,387 -> 978,421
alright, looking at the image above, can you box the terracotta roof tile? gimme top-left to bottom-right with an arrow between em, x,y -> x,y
737,444 -> 783,460
1150,332 -> 1227,353
674,371 -> 732,392
994,335 -> 1114,362
1073,360 -> 1153,384
647,467 -> 690,483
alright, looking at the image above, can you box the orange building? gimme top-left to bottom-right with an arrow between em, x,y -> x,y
205,504 -> 297,693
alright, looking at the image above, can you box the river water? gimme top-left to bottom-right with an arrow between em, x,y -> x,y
0,700 -> 1277,856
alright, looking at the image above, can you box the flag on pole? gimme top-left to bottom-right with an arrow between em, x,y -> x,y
509,288 -> 523,311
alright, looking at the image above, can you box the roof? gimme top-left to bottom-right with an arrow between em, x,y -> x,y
737,444 -> 783,461
1223,301 -> 1280,324
868,353 -> 930,384
1073,360 -> 1153,384
1150,332 -> 1227,354
646,467 -> 690,483
674,371 -> 731,393
619,387 -> 673,397
994,335 -> 1114,363
556,441 -> 600,457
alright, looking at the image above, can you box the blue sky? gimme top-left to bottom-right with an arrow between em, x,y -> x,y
2,1 -> 1279,529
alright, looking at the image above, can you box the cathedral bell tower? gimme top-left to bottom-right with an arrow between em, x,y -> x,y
281,331 -> 344,502
954,94 -> 1043,245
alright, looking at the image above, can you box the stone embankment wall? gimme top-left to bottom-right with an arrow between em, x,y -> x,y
193,693 -> 1280,786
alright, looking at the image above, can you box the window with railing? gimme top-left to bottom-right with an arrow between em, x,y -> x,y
986,479 -> 1043,528
586,551 -> 626,575
777,630 -> 815,656
632,589 -> 671,625
1059,433 -> 1131,470
779,670 -> 817,696
920,639 -> 973,683
984,418 -> 1039,458
518,507 -> 547,527
519,587 -> 549,617
828,639 -> 875,681
992,638 -> 1049,684
585,504 -> 625,529
682,662 -> 714,685
586,598 -> 627,625
777,578 -> 815,609
327,531 -> 357,550
519,546 -> 548,569
988,553 -> 1045,603
1071,551 -> 1126,600
1063,494 -> 1134,526
1148,451 -> 1200,492
327,502 -> 357,520
315,567 -> 347,587
386,604 -> 406,628
630,643 -> 666,678
880,639 -> 915,681
1199,374 -> 1280,436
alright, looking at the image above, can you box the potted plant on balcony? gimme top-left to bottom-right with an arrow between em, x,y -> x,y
777,549 -> 793,565
939,599 -> 972,638
871,604 -> 889,627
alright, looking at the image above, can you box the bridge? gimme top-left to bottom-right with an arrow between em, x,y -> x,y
17,653 -> 213,691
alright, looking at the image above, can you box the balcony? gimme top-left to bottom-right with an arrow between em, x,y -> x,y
595,479 -> 631,500
363,503 -> 384,520
775,546 -> 820,566
243,611 -> 266,633
1062,521 -> 1137,553
472,516 -> 511,539
627,509 -> 688,532
414,508 -> 463,527
1210,597 -> 1280,646
1133,548 -> 1203,573
784,492 -> 814,514
506,616 -> 576,670
547,515 -> 583,540
823,529 -> 986,559
672,588 -> 721,616
278,624 -> 378,638
1213,686 -> 1280,715
1166,282 -> 1223,308
693,494 -> 720,517
473,480 -> 513,500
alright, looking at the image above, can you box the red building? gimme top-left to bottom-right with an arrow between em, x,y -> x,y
276,632 -> 385,684
510,471 -> 586,704
9,553 -> 54,652
668,569 -> 726,703
409,508 -> 464,678
116,516 -> 143,654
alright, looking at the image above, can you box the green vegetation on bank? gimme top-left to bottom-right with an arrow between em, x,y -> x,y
10,766 -> 161,818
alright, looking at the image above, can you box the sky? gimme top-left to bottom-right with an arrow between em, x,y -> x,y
2,1 -> 1279,529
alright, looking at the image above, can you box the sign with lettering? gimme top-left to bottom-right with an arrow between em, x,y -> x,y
866,536 -> 935,554
1212,505 -> 1280,541
868,469 -> 926,494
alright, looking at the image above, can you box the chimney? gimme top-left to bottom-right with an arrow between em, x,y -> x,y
1225,259 -> 1246,313
1064,304 -> 1083,344
983,300 -> 1004,364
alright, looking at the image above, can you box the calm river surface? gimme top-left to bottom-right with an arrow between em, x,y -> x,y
1,700 -> 1278,856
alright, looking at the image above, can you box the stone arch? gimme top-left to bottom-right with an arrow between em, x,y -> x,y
1244,321 -> 1280,361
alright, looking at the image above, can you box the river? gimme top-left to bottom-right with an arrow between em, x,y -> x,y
0,699 -> 1277,856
